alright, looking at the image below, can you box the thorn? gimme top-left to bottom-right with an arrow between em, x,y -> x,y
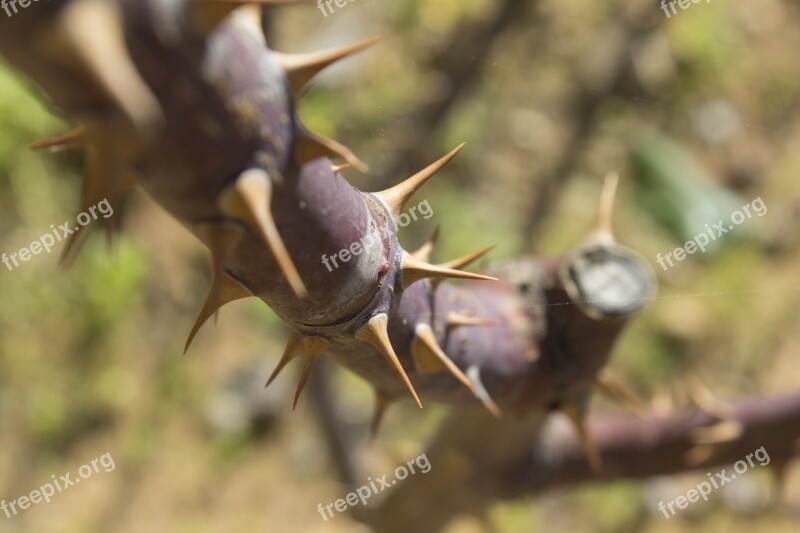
411,324 -> 477,396
184,275 -> 252,354
331,163 -> 350,173
58,0 -> 162,132
429,245 -> 496,291
651,387 -> 675,416
295,127 -> 368,172
445,312 -> 497,329
60,139 -> 130,266
595,370 -> 648,417
689,420 -> 743,445
410,225 -> 440,262
266,333 -> 304,386
60,143 -> 105,266
30,126 -> 87,151
275,36 -> 380,98
685,373 -> 731,420
293,337 -> 330,409
183,278 -> 251,353
370,392 -> 394,439
59,223 -> 91,268
466,365 -> 501,418
375,143 -> 465,220
473,511 -> 496,533
771,461 -> 789,501
684,444 -> 715,467
218,168 -> 308,298
401,251 -> 497,290
561,404 -> 602,473
590,171 -> 619,243
191,0 -> 307,33
437,245 -> 496,271
203,222 -> 244,320
355,314 -> 422,408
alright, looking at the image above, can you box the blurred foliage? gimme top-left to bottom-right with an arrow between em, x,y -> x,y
630,134 -> 748,250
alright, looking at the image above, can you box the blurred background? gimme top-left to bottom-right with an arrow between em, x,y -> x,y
1,0 -> 800,531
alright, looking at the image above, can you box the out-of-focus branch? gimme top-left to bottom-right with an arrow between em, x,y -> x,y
367,393 -> 800,532
365,409 -> 547,533
5,7 -> 795,533
375,0 -> 532,189
306,357 -> 361,488
523,10 -> 664,242
511,391 -> 800,495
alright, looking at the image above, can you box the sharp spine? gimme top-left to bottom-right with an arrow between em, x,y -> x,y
411,324 -> 477,396
438,245 -> 496,271
684,444 -> 715,467
370,392 -> 394,438
58,0 -> 162,132
30,126 -> 87,151
401,251 -> 497,290
595,370 -> 648,416
466,365 -> 502,418
203,222 -> 244,320
590,171 -> 619,243
561,403 -> 603,473
295,127 -> 368,172
184,224 -> 252,353
771,461 -> 789,500
429,245 -> 496,290
266,333 -> 304,386
355,314 -> 422,408
445,312 -> 497,329
218,168 -> 308,298
184,275 -> 252,353
375,143 -> 465,220
60,137 -> 130,266
410,225 -> 440,262
689,420 -> 744,445
293,337 -> 330,409
685,373 -> 732,420
275,36 -> 380,98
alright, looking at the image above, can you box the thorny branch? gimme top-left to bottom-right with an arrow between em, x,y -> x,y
0,2 -> 796,531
